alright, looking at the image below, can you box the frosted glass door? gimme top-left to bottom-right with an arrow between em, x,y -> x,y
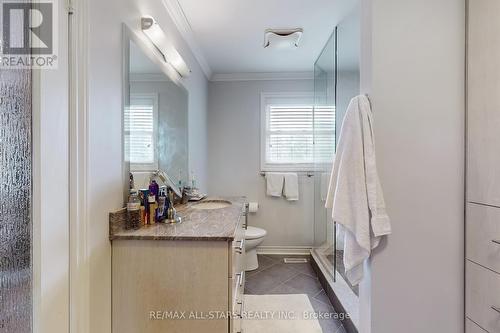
0,69 -> 32,332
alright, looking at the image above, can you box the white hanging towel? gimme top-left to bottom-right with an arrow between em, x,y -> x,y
283,173 -> 299,201
325,95 -> 391,286
265,173 -> 285,197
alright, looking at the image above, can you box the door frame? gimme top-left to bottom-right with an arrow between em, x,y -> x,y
68,0 -> 90,332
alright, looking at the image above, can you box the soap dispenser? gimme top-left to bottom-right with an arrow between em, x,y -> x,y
166,190 -> 182,224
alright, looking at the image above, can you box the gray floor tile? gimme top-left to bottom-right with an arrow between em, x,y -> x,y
284,273 -> 323,297
288,262 -> 317,278
312,290 -> 331,306
256,255 -> 277,270
335,325 -> 347,333
259,263 -> 299,283
267,283 -> 303,295
246,255 -> 278,278
309,298 -> 343,333
244,255 -> 343,333
244,271 -> 282,295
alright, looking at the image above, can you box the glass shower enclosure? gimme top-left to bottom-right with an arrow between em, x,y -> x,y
312,7 -> 361,330
312,28 -> 337,279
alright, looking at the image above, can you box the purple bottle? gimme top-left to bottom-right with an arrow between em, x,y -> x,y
149,180 -> 160,201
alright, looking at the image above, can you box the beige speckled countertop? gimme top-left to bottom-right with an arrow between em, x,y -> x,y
109,197 -> 247,241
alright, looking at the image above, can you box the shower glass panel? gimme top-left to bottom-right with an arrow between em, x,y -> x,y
312,28 -> 337,281
333,8 -> 361,296
0,69 -> 33,333
312,7 -> 361,328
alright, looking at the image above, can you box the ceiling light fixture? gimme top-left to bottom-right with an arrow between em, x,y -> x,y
263,28 -> 303,49
141,15 -> 191,78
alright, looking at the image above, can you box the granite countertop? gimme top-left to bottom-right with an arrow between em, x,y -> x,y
109,197 -> 247,241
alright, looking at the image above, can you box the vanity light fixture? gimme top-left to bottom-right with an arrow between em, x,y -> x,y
141,15 -> 191,78
263,28 -> 303,49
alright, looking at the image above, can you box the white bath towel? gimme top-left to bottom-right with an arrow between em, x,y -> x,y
265,173 -> 284,197
283,173 -> 299,201
325,95 -> 391,286
320,172 -> 330,201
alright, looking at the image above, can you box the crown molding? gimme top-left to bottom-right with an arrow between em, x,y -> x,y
210,71 -> 315,82
161,0 -> 213,79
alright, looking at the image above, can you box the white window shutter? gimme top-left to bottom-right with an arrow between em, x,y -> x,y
263,103 -> 335,170
124,94 -> 158,169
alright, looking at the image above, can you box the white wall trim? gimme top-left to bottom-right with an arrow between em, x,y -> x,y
161,0 -> 213,79
69,0 -> 90,332
32,42 -> 42,333
256,246 -> 313,255
210,71 -> 315,82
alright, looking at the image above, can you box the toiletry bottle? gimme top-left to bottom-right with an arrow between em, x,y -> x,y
167,190 -> 176,222
127,189 -> 141,229
129,172 -> 135,190
157,187 -> 167,222
149,180 -> 160,201
140,189 -> 150,224
148,193 -> 157,225
140,205 -> 146,225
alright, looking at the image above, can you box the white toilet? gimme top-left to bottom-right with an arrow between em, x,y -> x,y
244,226 -> 267,271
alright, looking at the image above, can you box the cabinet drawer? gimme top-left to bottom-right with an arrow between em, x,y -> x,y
467,319 -> 488,333
467,203 -> 500,273
229,278 -> 244,333
466,261 -> 500,333
230,271 -> 245,309
229,218 -> 246,279
231,297 -> 243,333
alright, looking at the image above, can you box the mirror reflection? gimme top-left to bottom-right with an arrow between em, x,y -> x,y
124,38 -> 189,190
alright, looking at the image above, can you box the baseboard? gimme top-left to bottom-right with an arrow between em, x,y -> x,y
256,246 -> 312,255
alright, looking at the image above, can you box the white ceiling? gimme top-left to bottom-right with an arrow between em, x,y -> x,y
174,0 -> 358,75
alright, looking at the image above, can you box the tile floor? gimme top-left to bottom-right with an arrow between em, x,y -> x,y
244,254 -> 347,333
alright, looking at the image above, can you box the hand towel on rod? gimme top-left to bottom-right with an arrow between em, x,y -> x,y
265,173 -> 285,197
283,173 -> 299,201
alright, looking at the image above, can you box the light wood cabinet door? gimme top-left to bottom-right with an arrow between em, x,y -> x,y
466,261 -> 500,333
466,203 -> 500,273
468,0 -> 500,207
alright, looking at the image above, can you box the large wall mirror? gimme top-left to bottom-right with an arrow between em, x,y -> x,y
122,25 -> 189,194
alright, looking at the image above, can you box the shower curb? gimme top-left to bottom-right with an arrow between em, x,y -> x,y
311,255 -> 358,333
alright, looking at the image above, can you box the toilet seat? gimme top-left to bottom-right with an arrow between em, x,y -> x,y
245,226 -> 267,240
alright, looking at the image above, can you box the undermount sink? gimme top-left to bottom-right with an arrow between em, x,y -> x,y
192,199 -> 232,210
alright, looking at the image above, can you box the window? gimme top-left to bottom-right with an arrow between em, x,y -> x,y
124,93 -> 158,171
260,92 -> 335,171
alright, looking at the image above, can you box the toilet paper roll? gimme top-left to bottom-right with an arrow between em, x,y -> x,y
248,202 -> 259,213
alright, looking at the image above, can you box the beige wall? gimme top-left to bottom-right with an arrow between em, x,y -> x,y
359,0 -> 465,332
87,1 -> 209,331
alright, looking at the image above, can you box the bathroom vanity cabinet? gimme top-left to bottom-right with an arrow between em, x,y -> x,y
110,198 -> 247,333
466,1 -> 500,332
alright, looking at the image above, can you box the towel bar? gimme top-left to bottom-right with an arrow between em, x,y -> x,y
259,171 -> 314,177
